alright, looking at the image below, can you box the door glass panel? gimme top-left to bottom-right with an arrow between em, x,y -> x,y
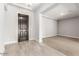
18,14 -> 28,42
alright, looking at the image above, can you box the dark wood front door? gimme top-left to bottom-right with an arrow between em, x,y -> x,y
18,13 -> 29,42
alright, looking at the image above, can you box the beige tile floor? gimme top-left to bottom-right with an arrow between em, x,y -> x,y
4,40 -> 65,56
43,36 -> 79,56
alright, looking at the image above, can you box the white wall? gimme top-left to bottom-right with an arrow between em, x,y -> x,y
0,3 -> 5,54
33,11 -> 57,42
4,4 -> 18,44
33,11 -> 39,40
58,17 -> 79,38
40,16 -> 57,38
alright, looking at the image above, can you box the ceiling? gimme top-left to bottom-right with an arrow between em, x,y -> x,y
41,3 -> 79,20
31,3 -> 41,10
15,3 -> 79,20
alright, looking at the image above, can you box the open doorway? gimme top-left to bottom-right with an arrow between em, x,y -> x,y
18,13 -> 29,42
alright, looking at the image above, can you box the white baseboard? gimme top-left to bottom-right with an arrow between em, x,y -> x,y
42,35 -> 57,39
4,41 -> 17,45
57,34 -> 79,39
4,38 -> 36,45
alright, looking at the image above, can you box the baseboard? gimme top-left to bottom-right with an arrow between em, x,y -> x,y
4,41 -> 17,45
42,35 -> 57,39
4,38 -> 36,45
57,34 -> 79,39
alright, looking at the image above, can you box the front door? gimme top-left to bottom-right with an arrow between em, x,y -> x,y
18,13 -> 29,42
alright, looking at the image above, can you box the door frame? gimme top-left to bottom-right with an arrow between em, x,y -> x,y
18,13 -> 29,42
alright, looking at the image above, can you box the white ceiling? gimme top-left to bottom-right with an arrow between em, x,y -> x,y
31,3 -> 41,10
41,3 -> 79,20
14,3 -> 79,20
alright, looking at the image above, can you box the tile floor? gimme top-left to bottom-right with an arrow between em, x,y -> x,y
4,40 -> 65,56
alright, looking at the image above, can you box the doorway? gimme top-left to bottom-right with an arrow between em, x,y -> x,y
18,13 -> 29,42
